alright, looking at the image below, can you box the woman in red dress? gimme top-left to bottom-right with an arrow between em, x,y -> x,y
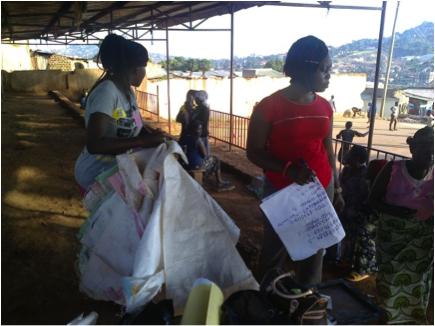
247,36 -> 345,286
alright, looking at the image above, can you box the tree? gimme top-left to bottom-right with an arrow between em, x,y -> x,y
185,59 -> 199,75
264,59 -> 285,72
198,59 -> 212,77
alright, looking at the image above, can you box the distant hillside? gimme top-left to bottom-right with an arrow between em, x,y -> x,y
329,21 -> 434,58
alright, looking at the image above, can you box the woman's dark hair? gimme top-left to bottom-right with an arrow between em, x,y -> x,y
349,145 -> 368,164
185,90 -> 197,112
283,36 -> 329,89
406,126 -> 434,146
186,120 -> 203,135
86,34 -> 149,106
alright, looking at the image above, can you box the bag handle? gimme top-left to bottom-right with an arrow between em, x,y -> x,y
271,272 -> 313,299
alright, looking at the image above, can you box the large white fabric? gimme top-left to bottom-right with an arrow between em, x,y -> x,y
78,141 -> 258,312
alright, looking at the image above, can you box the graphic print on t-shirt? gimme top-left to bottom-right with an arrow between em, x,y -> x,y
112,106 -> 139,138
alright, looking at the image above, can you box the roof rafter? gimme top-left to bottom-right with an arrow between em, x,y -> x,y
78,1 -> 130,29
155,1 -> 233,28
109,1 -> 178,26
41,2 -> 73,36
1,3 -> 14,38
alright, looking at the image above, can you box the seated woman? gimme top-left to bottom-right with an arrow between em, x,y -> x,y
368,127 -> 433,324
178,120 -> 233,190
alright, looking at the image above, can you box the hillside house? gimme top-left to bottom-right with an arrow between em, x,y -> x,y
30,50 -> 91,71
396,88 -> 434,115
361,88 -> 399,117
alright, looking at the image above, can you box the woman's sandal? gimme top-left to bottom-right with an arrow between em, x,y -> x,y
216,182 -> 235,192
345,271 -> 370,282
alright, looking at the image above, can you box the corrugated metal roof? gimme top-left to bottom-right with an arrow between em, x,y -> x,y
1,1 -> 271,43
401,88 -> 434,101
361,88 -> 397,98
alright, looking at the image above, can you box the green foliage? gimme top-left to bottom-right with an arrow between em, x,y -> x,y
264,59 -> 285,72
158,57 -> 212,73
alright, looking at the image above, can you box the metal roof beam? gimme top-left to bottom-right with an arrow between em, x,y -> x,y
220,1 -> 382,11
1,3 -> 14,38
154,2 -> 233,28
78,1 -> 130,29
108,1 -> 178,27
41,2 -> 73,36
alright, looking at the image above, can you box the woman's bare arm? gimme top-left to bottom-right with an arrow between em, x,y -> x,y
86,112 -> 165,155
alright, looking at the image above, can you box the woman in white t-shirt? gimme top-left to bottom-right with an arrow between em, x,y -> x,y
74,34 -> 166,194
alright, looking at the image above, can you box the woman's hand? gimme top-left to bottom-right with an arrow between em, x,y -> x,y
138,132 -> 166,147
286,165 -> 316,185
333,192 -> 345,214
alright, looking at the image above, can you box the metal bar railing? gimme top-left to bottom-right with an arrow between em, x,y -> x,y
136,90 -> 159,120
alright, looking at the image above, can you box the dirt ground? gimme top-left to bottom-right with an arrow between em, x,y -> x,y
1,92 -> 432,325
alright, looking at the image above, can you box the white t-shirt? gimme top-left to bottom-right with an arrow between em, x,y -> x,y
329,99 -> 335,110
75,80 -> 144,189
391,106 -> 398,116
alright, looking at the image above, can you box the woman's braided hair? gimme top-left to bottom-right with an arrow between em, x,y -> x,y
283,36 -> 329,90
86,34 -> 149,106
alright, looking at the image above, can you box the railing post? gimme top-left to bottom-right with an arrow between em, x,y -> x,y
157,85 -> 160,123
229,3 -> 234,152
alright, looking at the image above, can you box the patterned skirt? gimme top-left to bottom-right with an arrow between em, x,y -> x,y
375,213 -> 434,324
342,205 -> 379,275
195,155 -> 220,180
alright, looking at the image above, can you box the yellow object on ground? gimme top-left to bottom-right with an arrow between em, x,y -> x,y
181,279 -> 224,325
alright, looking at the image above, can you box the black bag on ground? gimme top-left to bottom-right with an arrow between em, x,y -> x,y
260,269 -> 328,325
220,290 -> 291,325
118,299 -> 173,325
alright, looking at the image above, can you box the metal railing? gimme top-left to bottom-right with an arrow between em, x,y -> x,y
136,90 -> 159,122
208,109 -> 410,171
334,139 -> 410,173
209,110 -> 250,149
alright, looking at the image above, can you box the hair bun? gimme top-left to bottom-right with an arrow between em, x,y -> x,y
406,136 -> 413,145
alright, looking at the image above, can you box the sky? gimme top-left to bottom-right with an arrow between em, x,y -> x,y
137,0 -> 435,59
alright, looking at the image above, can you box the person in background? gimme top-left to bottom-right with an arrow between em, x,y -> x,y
329,95 -> 337,113
191,90 -> 211,157
246,35 -> 344,286
367,102 -> 375,125
351,107 -> 362,118
178,120 -> 233,190
74,34 -> 166,196
80,88 -> 88,109
368,127 -> 434,324
336,121 -> 368,165
176,90 -> 197,135
389,101 -> 399,131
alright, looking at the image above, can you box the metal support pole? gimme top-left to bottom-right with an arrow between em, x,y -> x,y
166,21 -> 171,135
367,1 -> 387,161
229,3 -> 234,152
380,1 -> 400,118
